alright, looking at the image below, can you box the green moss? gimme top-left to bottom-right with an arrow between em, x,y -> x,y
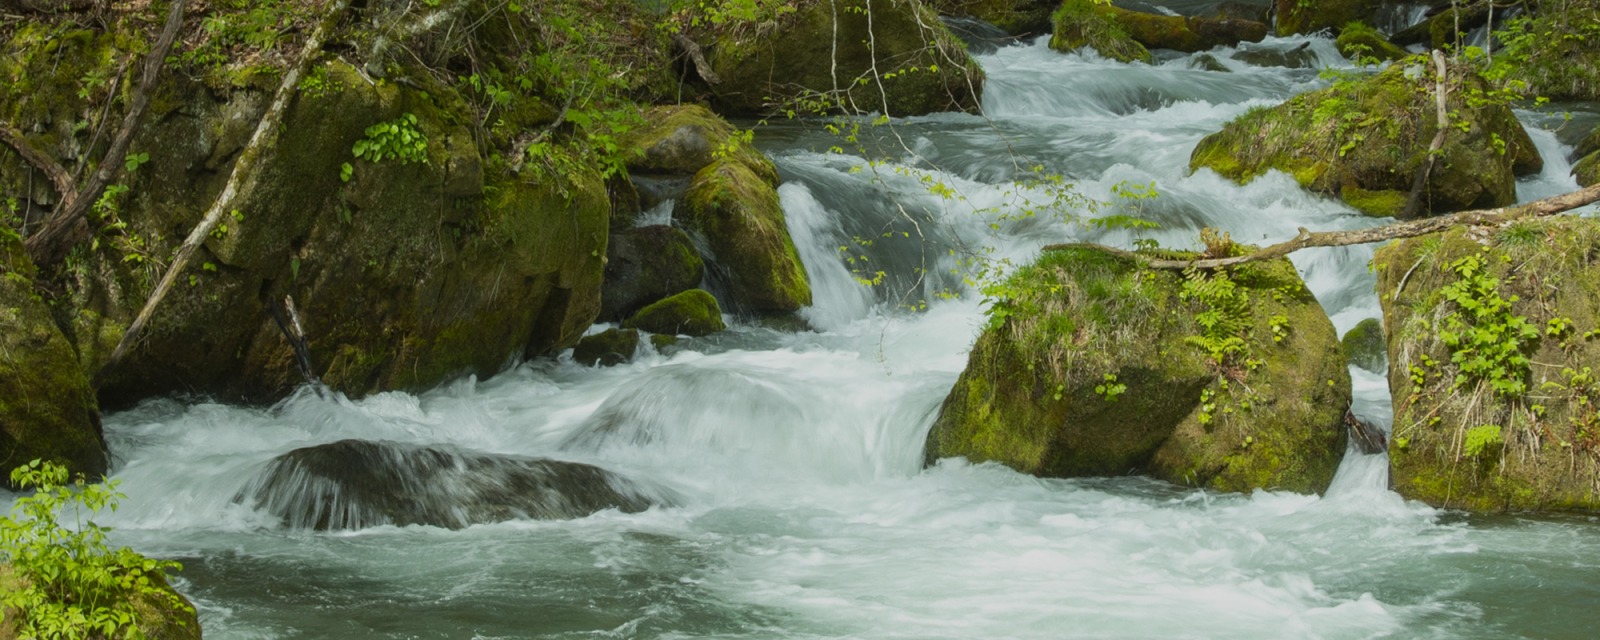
1377,217 -> 1600,512
1335,21 -> 1409,62
930,0 -> 1057,35
1274,0 -> 1374,37
1341,317 -> 1386,373
1190,61 -> 1541,216
1575,151 -> 1600,187
925,244 -> 1348,493
1049,0 -> 1151,63
683,159 -> 812,312
622,104 -> 777,184
1493,1 -> 1600,101
623,289 -> 727,337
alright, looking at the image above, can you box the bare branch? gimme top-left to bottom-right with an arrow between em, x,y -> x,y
100,0 -> 353,378
23,0 -> 189,268
672,33 -> 721,86
1402,50 -> 1450,220
0,122 -> 75,198
1042,182 -> 1600,270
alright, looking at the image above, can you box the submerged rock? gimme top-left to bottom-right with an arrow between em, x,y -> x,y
1341,317 -> 1387,374
0,237 -> 105,487
924,243 -> 1349,493
1190,59 -> 1542,217
573,328 -> 642,367
238,439 -> 665,530
696,0 -> 985,117
623,289 -> 727,337
1376,217 -> 1600,513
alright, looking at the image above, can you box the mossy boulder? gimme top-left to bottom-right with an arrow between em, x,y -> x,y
573,328 -> 642,367
1335,21 -> 1409,62
621,104 -> 777,185
681,159 -> 812,312
1190,60 -> 1542,217
1376,217 -> 1600,513
1,564 -> 200,640
623,289 -> 727,337
0,238 -> 105,488
1049,0 -> 1151,63
1575,125 -> 1600,187
929,0 -> 1058,35
697,0 -> 985,117
602,225 -> 707,321
1342,317 -> 1386,373
924,244 -> 1350,493
1273,0 -> 1379,36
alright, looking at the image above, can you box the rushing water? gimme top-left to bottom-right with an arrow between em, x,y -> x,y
11,27 -> 1600,640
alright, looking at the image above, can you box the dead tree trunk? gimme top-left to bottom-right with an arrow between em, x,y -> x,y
21,0 -> 188,269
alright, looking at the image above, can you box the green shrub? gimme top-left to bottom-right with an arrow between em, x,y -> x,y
1,460 -> 191,640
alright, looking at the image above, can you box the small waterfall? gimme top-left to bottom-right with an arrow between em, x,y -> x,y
780,183 -> 875,331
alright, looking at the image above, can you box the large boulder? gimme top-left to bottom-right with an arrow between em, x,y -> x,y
236,439 -> 667,530
924,243 -> 1350,493
1575,125 -> 1600,187
1376,217 -> 1600,513
1053,0 -> 1268,57
1049,0 -> 1151,63
1273,0 -> 1389,37
1,17 -> 612,404
0,236 -> 105,487
623,289 -> 727,337
621,105 -> 778,185
929,0 -> 1058,35
1335,21 -> 1409,62
696,0 -> 985,117
680,159 -> 812,312
1190,60 -> 1542,217
601,225 -> 706,321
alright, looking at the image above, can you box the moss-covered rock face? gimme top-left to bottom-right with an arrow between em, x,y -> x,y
924,245 -> 1350,493
623,289 -> 727,337
1335,21 -> 1409,62
602,225 -> 707,321
1190,60 -> 1542,217
572,328 -> 643,367
930,0 -> 1058,35
1342,317 -> 1387,374
1576,125 -> 1600,187
681,159 -> 812,312
0,238 -> 106,488
1059,2 -> 1268,55
1376,217 -> 1600,513
1273,0 -> 1377,36
1,563 -> 201,640
1049,0 -> 1151,63
699,0 -> 985,117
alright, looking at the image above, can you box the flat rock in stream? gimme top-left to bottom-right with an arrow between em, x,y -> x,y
237,439 -> 667,530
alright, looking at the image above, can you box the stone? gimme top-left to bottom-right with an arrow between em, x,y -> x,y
573,328 -> 642,367
924,244 -> 1350,493
1341,317 -> 1387,373
602,225 -> 707,321
681,159 -> 812,312
623,289 -> 727,337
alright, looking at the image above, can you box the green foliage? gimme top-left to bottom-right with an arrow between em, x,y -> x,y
352,113 -> 429,166
1436,253 -> 1540,398
1,460 -> 190,640
661,0 -> 796,33
1463,423 -> 1503,457
1094,373 -> 1126,402
1180,267 -> 1252,369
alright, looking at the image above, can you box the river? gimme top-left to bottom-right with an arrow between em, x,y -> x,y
21,24 -> 1600,640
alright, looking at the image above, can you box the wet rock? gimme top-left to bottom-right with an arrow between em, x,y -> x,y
1231,41 -> 1320,69
623,289 -> 727,337
1049,0 -> 1152,63
681,159 -> 812,312
622,105 -> 777,185
1273,0 -> 1380,37
1575,125 -> 1600,187
1376,217 -> 1600,513
930,0 -> 1057,36
0,236 -> 105,488
940,15 -> 1019,54
1190,59 -> 1542,217
238,439 -> 665,530
924,243 -> 1350,493
573,328 -> 642,367
602,225 -> 706,321
1341,317 -> 1387,374
697,0 -> 985,117
1051,0 -> 1267,61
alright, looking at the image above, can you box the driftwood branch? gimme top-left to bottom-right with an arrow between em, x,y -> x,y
22,0 -> 188,268
100,0 -> 352,377
672,33 -> 721,86
1402,50 -> 1450,220
1042,181 -> 1600,270
0,122 -> 75,198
